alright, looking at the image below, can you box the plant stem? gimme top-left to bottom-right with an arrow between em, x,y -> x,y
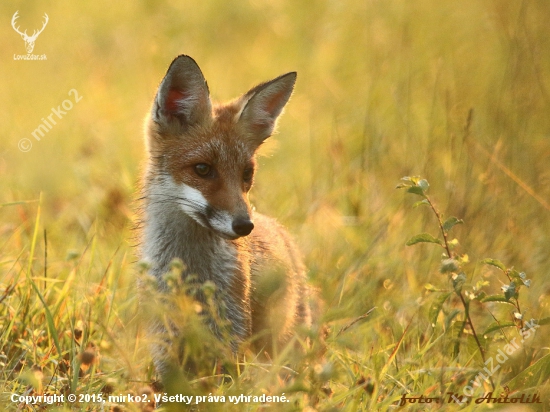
425,192 -> 494,389
457,292 -> 495,390
425,195 -> 452,259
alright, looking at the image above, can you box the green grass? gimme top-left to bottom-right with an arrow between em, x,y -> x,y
1,0 -> 549,410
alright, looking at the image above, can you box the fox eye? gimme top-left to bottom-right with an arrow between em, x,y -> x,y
194,163 -> 212,177
243,167 -> 254,183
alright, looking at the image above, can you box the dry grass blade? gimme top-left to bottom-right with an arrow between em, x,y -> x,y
335,307 -> 376,338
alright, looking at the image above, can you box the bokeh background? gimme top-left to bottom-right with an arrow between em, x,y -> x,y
1,0 -> 549,409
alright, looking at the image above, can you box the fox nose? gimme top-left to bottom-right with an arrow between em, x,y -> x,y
232,218 -> 254,237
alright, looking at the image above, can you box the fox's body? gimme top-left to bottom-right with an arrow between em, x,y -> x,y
140,55 -> 311,366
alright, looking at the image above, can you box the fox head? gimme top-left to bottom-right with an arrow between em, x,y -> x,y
146,55 -> 296,240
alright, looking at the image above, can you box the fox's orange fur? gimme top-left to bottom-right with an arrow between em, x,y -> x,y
140,55 -> 312,372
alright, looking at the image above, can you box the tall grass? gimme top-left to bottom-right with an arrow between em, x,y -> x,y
1,0 -> 549,410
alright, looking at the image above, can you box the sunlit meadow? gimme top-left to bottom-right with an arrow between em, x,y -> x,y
1,1 -> 549,411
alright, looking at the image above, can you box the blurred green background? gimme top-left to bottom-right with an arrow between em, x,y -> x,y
1,0 -> 549,406
2,0 -> 549,299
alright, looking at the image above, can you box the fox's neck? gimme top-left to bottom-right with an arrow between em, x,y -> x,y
142,197 -> 237,281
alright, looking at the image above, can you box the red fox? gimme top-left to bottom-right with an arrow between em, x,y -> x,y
140,55 -> 312,370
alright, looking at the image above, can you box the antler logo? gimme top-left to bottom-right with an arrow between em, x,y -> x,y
11,11 -> 49,54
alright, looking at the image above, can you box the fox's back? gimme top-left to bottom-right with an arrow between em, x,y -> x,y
247,213 -> 311,350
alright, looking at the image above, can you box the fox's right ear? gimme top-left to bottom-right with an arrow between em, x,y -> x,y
152,55 -> 212,130
237,72 -> 296,145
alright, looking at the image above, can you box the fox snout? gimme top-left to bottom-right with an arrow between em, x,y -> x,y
176,183 -> 254,240
204,200 -> 254,239
205,208 -> 254,240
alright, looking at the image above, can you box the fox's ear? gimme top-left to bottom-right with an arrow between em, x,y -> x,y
153,55 -> 212,130
237,72 -> 296,144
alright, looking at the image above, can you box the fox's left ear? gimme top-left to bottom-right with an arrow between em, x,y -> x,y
153,55 -> 212,131
237,72 -> 296,145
